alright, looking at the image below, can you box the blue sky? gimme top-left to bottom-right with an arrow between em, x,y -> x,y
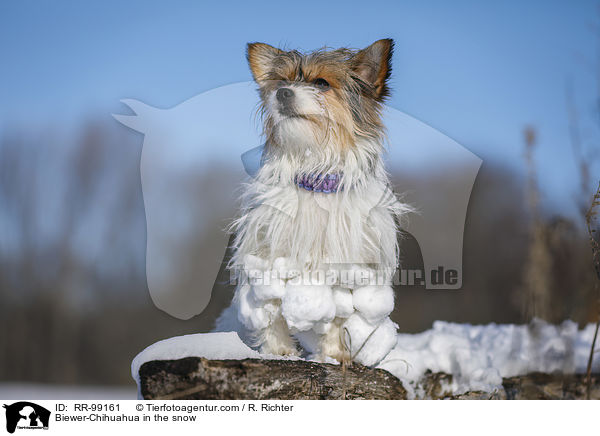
0,0 -> 598,216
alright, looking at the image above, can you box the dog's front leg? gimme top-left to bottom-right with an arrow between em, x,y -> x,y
317,317 -> 351,363
259,315 -> 299,356
234,276 -> 299,356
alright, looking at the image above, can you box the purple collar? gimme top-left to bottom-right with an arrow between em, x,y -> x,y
294,173 -> 342,193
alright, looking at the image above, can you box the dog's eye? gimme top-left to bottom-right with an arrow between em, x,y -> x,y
314,78 -> 330,91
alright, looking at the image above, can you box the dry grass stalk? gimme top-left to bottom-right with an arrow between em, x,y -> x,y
521,126 -> 552,320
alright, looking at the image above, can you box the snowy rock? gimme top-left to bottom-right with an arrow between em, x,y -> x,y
376,318 -> 596,397
131,331 -> 259,384
343,314 -> 398,366
332,286 -> 354,318
352,285 -> 394,324
138,355 -> 408,400
281,284 -> 336,332
134,319 -> 600,399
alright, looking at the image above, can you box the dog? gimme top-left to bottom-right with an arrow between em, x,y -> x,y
216,39 -> 410,365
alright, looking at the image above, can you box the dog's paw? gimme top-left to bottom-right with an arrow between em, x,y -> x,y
260,342 -> 300,357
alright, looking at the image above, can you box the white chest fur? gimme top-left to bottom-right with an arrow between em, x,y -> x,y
230,171 -> 403,275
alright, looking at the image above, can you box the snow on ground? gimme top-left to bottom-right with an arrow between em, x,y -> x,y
0,383 -> 136,400
379,319 -> 599,397
132,319 -> 600,399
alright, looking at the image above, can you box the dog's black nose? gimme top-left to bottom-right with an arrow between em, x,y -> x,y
276,87 -> 294,103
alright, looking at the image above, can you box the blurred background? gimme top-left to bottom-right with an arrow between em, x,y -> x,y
0,0 -> 599,397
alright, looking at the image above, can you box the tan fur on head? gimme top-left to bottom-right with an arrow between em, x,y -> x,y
246,40 -> 394,166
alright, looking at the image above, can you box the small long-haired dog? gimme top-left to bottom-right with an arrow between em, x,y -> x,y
217,39 -> 409,364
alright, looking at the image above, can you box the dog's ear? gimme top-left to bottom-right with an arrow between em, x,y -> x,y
351,39 -> 394,100
247,42 -> 283,83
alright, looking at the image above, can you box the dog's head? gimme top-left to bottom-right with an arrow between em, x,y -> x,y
247,39 -> 393,172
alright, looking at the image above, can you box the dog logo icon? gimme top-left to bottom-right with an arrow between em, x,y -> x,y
3,402 -> 50,434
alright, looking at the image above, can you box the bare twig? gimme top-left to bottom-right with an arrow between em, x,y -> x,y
586,322 -> 599,400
